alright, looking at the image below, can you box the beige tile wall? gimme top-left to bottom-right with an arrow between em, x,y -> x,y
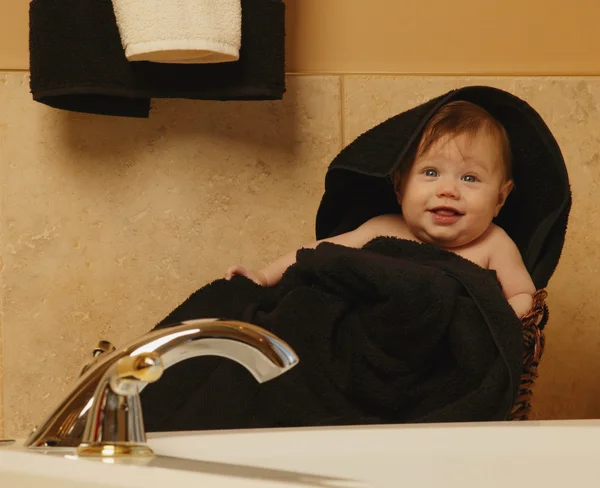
0,74 -> 342,437
0,73 -> 598,437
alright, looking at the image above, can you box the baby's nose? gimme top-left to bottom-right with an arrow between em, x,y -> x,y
436,179 -> 459,198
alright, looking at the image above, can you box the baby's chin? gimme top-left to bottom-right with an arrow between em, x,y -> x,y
411,228 -> 477,249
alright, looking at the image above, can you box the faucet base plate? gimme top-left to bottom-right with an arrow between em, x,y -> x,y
77,442 -> 154,458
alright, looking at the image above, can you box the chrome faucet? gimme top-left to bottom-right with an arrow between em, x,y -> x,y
24,318 -> 299,458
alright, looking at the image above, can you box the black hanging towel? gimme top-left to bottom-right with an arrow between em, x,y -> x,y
29,0 -> 286,118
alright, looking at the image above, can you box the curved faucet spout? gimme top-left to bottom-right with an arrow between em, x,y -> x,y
134,320 -> 298,383
25,319 -> 299,452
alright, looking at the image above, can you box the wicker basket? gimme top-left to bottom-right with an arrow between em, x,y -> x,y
507,289 -> 549,420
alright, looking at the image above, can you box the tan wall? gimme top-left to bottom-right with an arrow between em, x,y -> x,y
4,0 -> 600,74
0,1 -> 28,69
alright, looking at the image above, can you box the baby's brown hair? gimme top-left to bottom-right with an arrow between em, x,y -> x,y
392,101 -> 512,194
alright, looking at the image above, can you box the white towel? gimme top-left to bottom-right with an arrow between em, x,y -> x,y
111,0 -> 241,64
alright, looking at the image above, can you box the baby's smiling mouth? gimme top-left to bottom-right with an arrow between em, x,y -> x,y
428,207 -> 465,225
429,206 -> 464,216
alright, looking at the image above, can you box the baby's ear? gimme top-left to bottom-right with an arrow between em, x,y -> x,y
494,179 -> 514,216
391,171 -> 403,200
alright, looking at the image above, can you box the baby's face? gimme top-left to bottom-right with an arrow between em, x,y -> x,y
398,129 -> 512,249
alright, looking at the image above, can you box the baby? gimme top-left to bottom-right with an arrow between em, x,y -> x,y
226,101 -> 536,318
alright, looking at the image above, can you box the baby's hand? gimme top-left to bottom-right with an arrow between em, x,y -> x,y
225,265 -> 268,286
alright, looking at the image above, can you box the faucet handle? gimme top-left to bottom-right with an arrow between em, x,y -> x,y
79,340 -> 117,377
92,340 -> 116,358
110,353 -> 163,396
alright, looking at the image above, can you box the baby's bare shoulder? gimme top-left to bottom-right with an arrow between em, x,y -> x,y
363,213 -> 408,236
487,224 -> 516,246
485,224 -> 522,260
352,214 -> 410,242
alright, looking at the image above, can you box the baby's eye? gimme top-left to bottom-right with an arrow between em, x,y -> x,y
424,169 -> 438,177
462,175 -> 478,183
